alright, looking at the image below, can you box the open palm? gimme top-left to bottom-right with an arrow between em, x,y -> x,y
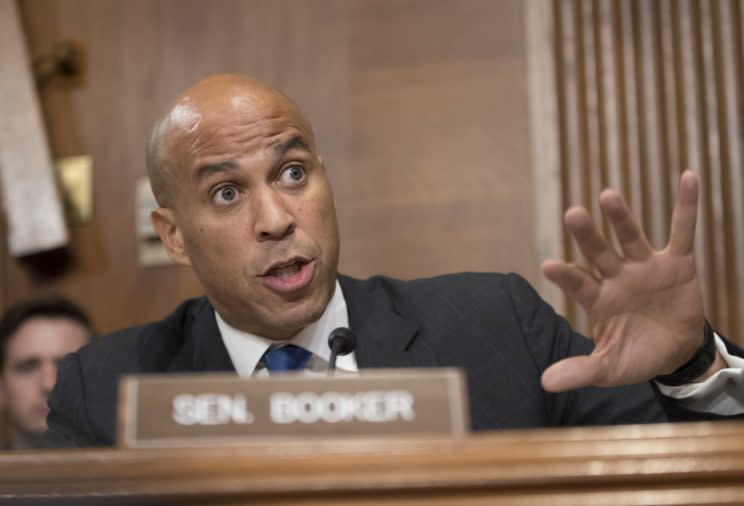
541,171 -> 705,392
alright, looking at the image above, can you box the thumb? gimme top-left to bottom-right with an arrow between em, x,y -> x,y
541,355 -> 603,392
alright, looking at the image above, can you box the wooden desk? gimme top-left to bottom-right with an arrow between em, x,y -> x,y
1,421 -> 744,505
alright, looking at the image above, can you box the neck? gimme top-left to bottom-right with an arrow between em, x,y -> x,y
212,305 -> 303,342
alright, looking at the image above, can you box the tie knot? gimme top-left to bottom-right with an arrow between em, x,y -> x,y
261,344 -> 312,372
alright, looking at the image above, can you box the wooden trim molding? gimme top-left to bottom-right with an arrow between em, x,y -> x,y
527,0 -> 566,315
1,422 -> 744,504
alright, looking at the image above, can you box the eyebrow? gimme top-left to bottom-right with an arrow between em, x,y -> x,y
193,136 -> 310,183
272,135 -> 311,158
13,357 -> 41,371
194,160 -> 239,183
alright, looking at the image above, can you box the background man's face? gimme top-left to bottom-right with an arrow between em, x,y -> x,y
0,317 -> 89,434
163,88 -> 340,339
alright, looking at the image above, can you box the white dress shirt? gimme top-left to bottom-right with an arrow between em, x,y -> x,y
217,281 -> 357,377
655,334 -> 744,415
216,281 -> 742,415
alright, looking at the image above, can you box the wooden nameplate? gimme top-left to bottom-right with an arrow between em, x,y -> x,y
118,368 -> 469,448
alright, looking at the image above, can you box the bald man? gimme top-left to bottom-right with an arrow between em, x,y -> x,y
45,75 -> 743,447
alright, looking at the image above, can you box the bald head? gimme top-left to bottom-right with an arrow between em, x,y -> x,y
146,74 -> 314,207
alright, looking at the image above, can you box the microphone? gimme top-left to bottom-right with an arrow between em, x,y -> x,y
327,327 -> 356,371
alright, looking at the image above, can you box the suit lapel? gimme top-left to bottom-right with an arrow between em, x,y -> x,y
339,275 -> 434,369
165,278 -> 431,373
166,298 -> 235,373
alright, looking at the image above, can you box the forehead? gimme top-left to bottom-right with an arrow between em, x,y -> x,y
170,89 -> 314,169
5,317 -> 88,361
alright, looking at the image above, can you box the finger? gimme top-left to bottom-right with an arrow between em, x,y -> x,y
668,170 -> 699,256
598,189 -> 653,261
541,355 -> 604,392
564,207 -> 623,277
542,259 -> 600,310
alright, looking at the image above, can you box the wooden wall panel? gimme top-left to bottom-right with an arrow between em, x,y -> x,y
530,0 -> 744,342
339,0 -> 535,282
5,0 -> 536,333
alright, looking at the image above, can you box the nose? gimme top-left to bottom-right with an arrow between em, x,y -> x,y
41,362 -> 57,395
253,187 -> 295,241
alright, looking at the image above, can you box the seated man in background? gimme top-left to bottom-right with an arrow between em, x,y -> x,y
45,74 -> 744,447
0,297 -> 92,449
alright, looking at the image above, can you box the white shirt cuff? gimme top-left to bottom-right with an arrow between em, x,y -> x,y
655,333 -> 744,416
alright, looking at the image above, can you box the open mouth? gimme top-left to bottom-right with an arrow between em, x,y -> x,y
266,259 -> 306,278
260,257 -> 315,293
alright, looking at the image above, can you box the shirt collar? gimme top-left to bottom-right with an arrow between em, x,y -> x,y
215,280 -> 350,376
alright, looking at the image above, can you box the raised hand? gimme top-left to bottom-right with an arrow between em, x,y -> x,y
540,171 -> 711,392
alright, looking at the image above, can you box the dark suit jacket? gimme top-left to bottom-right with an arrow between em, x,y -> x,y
45,273 -> 739,447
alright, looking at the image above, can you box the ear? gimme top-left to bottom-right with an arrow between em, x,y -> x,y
151,208 -> 192,266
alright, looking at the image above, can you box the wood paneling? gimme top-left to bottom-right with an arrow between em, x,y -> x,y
530,0 -> 744,341
340,0 -> 534,282
5,0 -> 536,333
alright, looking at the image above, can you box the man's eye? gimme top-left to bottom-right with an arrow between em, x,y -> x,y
213,185 -> 237,204
280,166 -> 306,185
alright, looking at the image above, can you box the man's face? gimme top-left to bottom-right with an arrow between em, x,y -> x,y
155,87 -> 340,339
0,317 -> 89,434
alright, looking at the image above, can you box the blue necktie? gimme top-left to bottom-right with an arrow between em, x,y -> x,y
261,344 -> 312,372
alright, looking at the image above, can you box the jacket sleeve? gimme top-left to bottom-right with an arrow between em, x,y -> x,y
41,352 -> 101,448
507,273 -> 744,424
506,273 -> 668,426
